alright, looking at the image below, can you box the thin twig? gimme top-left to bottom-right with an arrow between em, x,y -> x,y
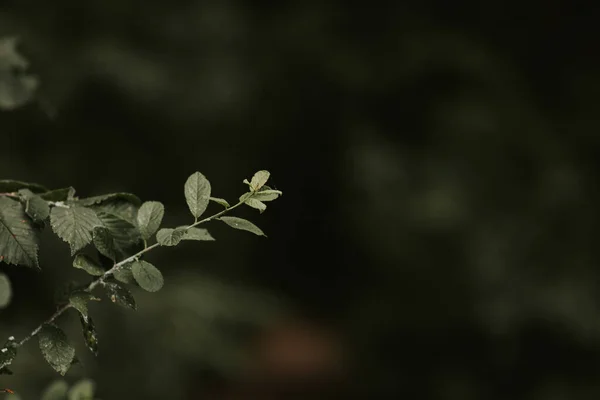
0,199 -> 245,369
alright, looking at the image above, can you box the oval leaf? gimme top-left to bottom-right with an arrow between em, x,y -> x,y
0,273 -> 11,308
104,282 -> 137,310
38,325 -> 75,376
69,291 -> 100,318
209,197 -> 230,209
132,260 -> 163,292
219,216 -> 266,237
137,201 -> 164,240
79,315 -> 99,356
181,227 -> 215,241
156,228 -> 185,246
112,264 -> 135,284
253,189 -> 282,202
244,198 -> 267,213
184,172 -> 211,219
92,226 -> 117,261
72,254 -> 105,276
250,170 -> 270,191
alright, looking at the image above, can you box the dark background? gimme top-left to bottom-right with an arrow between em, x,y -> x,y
1,1 -> 600,399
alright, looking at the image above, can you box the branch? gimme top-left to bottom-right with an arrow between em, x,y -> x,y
0,199 -> 245,369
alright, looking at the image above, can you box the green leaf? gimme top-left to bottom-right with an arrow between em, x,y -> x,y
72,254 -> 105,276
40,187 -> 76,202
91,200 -> 138,226
69,291 -> 100,318
92,226 -> 117,261
79,315 -> 99,356
50,206 -> 102,255
54,281 -> 86,306
253,189 -> 283,202
156,227 -> 185,246
77,193 -> 141,207
18,189 -> 50,223
38,325 -> 75,376
104,282 -> 136,310
0,197 -> 39,268
112,264 -> 135,284
41,380 -> 69,400
209,197 -> 230,208
67,379 -> 95,400
95,211 -> 140,253
184,172 -> 211,219
0,37 -> 39,110
132,260 -> 163,292
243,198 -> 267,213
250,170 -> 270,191
181,227 -> 215,241
0,273 -> 11,308
137,201 -> 164,241
219,216 -> 266,237
0,180 -> 47,193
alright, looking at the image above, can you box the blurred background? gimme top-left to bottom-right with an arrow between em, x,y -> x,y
1,1 -> 600,399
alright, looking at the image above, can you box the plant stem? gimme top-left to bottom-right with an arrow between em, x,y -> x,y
1,199 -> 245,369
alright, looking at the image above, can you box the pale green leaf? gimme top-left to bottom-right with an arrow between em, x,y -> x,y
50,205 -> 102,255
112,264 -> 135,284
219,216 -> 266,237
137,201 -> 164,240
0,273 -> 11,308
0,197 -> 39,268
156,228 -> 185,246
244,198 -> 267,213
72,254 -> 105,276
180,227 -> 215,241
41,380 -> 69,400
250,170 -> 270,191
209,197 -> 230,208
184,172 -> 211,219
38,325 -> 75,376
253,189 -> 283,202
132,260 -> 163,292
104,282 -> 136,310
79,315 -> 98,356
67,379 -> 95,400
18,189 -> 50,223
92,226 -> 117,261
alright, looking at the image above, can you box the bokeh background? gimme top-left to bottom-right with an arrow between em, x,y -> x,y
1,1 -> 600,399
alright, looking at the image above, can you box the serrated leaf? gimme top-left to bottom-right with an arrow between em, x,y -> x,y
91,200 -> 138,226
137,201 -> 164,240
69,291 -> 99,317
72,254 -> 105,276
209,197 -> 230,208
244,198 -> 267,213
95,211 -> 140,253
38,325 -> 75,376
219,216 -> 266,237
79,315 -> 99,356
156,228 -> 185,246
253,189 -> 283,202
67,379 -> 95,400
112,264 -> 135,284
180,227 -> 215,241
250,170 -> 270,191
92,226 -> 116,261
77,193 -> 141,207
132,260 -> 163,292
184,172 -> 211,219
104,282 -> 136,310
41,380 -> 69,400
50,206 -> 102,255
0,180 -> 47,193
0,273 -> 11,308
40,187 -> 76,202
0,197 -> 39,268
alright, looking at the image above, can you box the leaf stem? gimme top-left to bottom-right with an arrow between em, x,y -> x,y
1,198 -> 246,369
